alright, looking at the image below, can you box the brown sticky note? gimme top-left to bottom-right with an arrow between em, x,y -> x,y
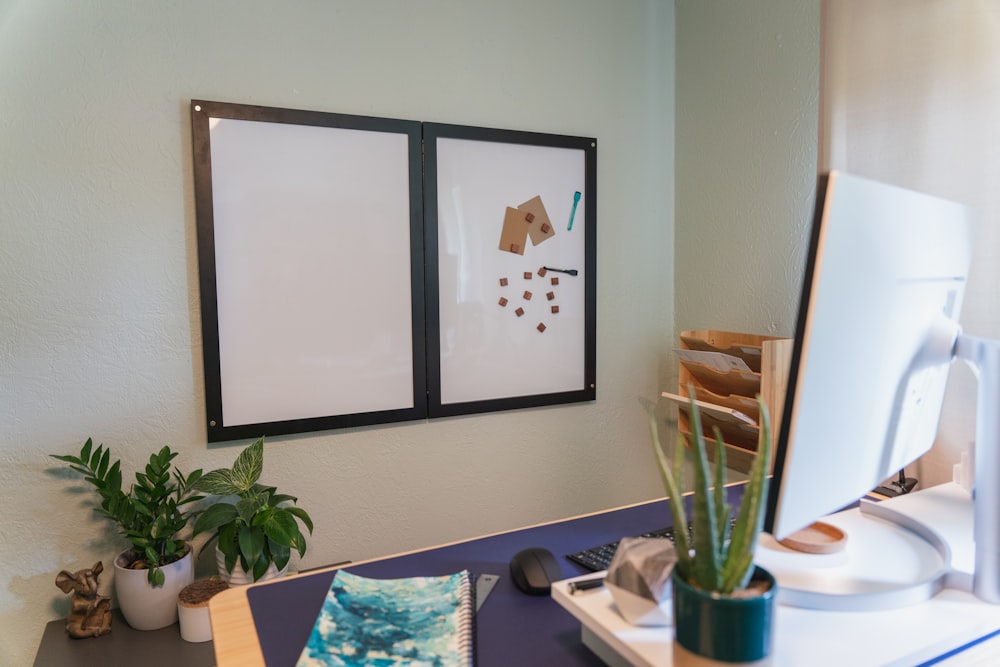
499,207 -> 530,255
517,195 -> 555,246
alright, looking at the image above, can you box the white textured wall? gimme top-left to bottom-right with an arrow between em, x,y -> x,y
674,1 -> 820,345
0,2 -> 674,664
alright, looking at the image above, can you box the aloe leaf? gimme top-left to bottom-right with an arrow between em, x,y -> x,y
720,395 -> 772,593
687,389 -> 721,591
670,431 -> 691,565
643,397 -> 692,576
711,427 -> 730,547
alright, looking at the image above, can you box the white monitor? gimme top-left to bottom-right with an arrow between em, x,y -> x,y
759,171 -> 1000,609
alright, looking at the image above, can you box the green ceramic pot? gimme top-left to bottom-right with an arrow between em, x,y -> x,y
672,566 -> 776,663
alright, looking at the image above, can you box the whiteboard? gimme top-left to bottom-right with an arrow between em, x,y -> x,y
191,101 -> 425,442
424,124 -> 597,416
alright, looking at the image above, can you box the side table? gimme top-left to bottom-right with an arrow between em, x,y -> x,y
34,609 -> 215,666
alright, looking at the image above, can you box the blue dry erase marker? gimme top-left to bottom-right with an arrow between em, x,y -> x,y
568,191 -> 581,230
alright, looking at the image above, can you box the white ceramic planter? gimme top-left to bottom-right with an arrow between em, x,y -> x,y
114,547 -> 194,630
215,547 -> 287,586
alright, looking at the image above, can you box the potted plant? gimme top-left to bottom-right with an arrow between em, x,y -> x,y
646,387 -> 776,663
51,439 -> 204,630
193,436 -> 313,584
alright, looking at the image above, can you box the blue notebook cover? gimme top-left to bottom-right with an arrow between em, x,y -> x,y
295,569 -> 475,667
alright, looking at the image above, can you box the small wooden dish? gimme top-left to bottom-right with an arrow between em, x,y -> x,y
778,521 -> 847,554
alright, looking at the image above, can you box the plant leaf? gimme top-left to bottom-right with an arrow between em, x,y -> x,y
261,509 -> 297,547
238,525 -> 265,567
643,396 -> 692,577
81,438 -> 94,463
194,469 -> 239,495
231,437 -> 264,492
720,394 -> 773,593
284,506 -> 314,534
192,503 -> 239,536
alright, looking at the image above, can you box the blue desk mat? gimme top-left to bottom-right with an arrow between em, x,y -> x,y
245,489 -> 742,666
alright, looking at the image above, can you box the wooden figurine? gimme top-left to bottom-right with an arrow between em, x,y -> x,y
55,561 -> 112,638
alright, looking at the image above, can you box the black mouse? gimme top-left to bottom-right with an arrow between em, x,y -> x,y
509,547 -> 563,595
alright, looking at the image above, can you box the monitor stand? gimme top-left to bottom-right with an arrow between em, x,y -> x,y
755,482 -> 971,611
756,330 -> 1000,612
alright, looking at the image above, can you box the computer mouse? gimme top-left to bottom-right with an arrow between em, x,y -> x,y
509,547 -> 563,595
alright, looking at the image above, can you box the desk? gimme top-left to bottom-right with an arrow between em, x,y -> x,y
209,492 -> 692,666
209,487 -> 1000,666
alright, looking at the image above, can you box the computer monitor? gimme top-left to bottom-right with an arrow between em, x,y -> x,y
759,171 -> 1000,610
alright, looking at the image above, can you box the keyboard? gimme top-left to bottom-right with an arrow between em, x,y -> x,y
566,524 -> 689,572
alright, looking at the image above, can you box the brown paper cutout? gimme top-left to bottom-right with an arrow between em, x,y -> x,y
518,195 -> 555,246
498,207 -> 531,255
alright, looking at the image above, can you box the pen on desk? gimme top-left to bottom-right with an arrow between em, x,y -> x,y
542,266 -> 578,276
568,191 -> 581,230
569,577 -> 605,594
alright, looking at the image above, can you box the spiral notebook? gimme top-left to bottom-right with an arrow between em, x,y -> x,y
295,569 -> 476,667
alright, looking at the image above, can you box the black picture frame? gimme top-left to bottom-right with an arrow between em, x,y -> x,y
423,123 -> 597,417
191,100 -> 426,442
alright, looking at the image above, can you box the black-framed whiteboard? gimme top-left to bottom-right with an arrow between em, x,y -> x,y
191,100 -> 425,442
424,123 -> 597,417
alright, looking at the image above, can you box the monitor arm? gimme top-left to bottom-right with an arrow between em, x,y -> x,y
955,332 -> 1000,603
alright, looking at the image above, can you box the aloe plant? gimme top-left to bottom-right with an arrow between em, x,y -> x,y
647,386 -> 772,595
193,437 -> 313,582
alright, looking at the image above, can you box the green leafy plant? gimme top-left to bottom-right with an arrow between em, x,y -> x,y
51,439 -> 204,586
646,386 -> 772,595
192,437 -> 314,583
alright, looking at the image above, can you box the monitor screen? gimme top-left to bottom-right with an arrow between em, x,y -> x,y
765,171 -> 975,540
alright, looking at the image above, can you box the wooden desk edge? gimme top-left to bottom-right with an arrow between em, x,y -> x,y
209,581 -> 263,667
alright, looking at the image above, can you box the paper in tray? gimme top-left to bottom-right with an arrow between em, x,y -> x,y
678,361 -> 760,397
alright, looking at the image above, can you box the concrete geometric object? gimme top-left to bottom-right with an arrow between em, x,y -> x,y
605,536 -> 677,627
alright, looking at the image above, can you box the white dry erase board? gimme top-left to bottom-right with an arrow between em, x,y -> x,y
424,123 -> 596,417
191,101 -> 595,441
191,101 -> 425,442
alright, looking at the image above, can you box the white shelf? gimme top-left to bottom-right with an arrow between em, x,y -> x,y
553,577 -> 1000,666
553,488 -> 1000,667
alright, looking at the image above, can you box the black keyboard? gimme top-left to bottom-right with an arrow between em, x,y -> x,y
566,524 -> 689,572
